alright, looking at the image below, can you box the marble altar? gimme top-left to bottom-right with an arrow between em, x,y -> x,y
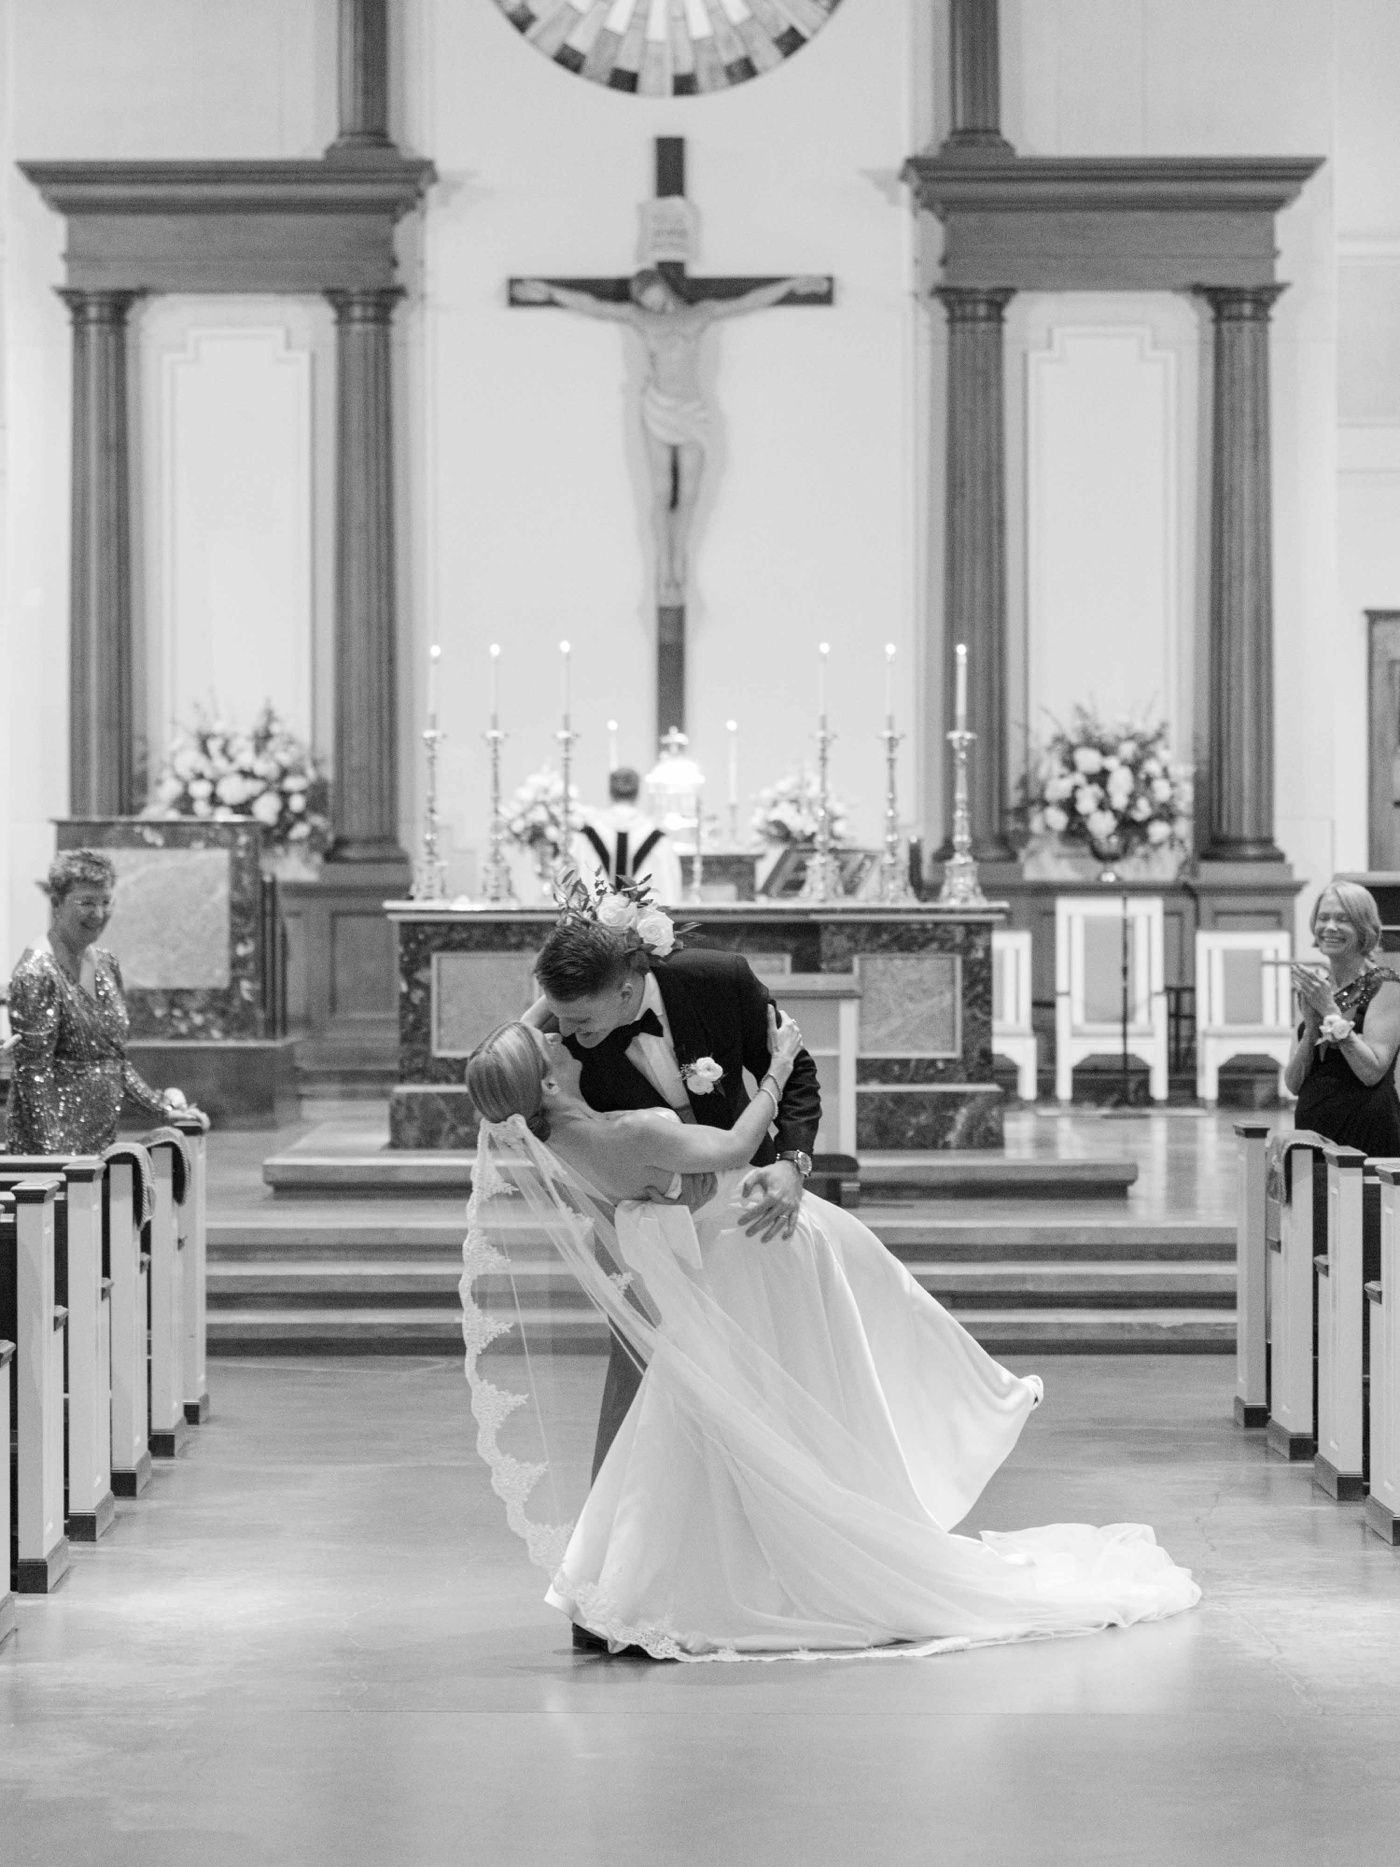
385,901 -> 1006,1151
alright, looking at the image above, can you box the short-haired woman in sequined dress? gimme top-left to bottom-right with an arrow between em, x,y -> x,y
1284,880 -> 1400,1156
4,849 -> 197,1154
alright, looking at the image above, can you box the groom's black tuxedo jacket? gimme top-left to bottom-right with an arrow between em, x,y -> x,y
564,948 -> 820,1165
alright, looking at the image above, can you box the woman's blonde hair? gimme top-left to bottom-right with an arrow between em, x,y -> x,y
466,1021 -> 552,1140
1312,879 -> 1384,958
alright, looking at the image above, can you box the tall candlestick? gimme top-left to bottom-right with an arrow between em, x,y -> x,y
954,641 -> 968,732
726,719 -> 739,847
489,642 -> 500,726
559,639 -> 571,723
607,720 -> 619,772
428,642 -> 441,728
884,643 -> 895,719
818,642 -> 830,720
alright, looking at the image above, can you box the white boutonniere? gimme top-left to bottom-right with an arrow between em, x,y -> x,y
681,1056 -> 724,1095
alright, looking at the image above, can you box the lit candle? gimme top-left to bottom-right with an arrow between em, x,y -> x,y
726,719 -> 738,805
428,643 -> 441,728
818,642 -> 830,720
954,641 -> 968,732
884,643 -> 896,719
607,720 -> 619,771
489,643 -> 500,726
560,639 -> 571,723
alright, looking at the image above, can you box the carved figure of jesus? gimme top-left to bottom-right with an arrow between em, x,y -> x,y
514,269 -> 828,606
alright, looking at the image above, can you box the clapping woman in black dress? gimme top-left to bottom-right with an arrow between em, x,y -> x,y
1284,881 -> 1400,1156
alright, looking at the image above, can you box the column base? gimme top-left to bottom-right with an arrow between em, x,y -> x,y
112,1451 -> 153,1498
1266,1419 -> 1315,1462
67,1490 -> 117,1543
1199,843 -> 1287,865
1313,1455 -> 1366,1501
327,838 -> 409,864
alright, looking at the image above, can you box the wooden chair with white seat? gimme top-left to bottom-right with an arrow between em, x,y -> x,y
1054,894 -> 1168,1103
1195,931 -> 1295,1105
992,929 -> 1038,1101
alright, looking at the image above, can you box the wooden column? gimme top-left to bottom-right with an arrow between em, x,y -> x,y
1200,286 -> 1286,864
326,287 -> 404,862
938,286 -> 1016,863
330,0 -> 391,155
61,289 -> 139,816
945,0 -> 1014,154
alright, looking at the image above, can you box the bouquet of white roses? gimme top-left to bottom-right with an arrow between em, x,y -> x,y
1026,709 -> 1186,860
503,766 -> 579,861
553,864 -> 679,958
752,769 -> 853,847
147,703 -> 330,852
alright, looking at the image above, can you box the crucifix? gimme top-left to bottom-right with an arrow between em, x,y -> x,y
510,137 -> 834,747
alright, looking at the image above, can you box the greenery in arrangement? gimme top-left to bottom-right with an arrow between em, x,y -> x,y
1024,709 -> 1187,861
503,766 -> 579,861
148,704 -> 331,853
751,769 -> 854,847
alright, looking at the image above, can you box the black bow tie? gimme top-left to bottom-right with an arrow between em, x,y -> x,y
614,1008 -> 664,1046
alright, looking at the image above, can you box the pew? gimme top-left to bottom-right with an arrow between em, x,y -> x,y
144,1130 -> 191,1460
1313,1144 -> 1375,1500
1265,1132 -> 1328,1462
1233,1119 -> 1272,1428
0,1156 -> 116,1543
1366,1163 -> 1400,1545
103,1145 -> 153,1497
1,1177 -> 70,1592
171,1111 -> 210,1425
0,1328 -> 14,1643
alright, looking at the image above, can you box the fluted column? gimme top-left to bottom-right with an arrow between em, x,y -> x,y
326,287 -> 405,862
1200,285 -> 1286,863
61,289 -> 140,817
329,0 -> 391,155
945,0 -> 1014,154
938,286 -> 1015,863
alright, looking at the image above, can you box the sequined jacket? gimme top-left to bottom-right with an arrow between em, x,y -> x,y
4,942 -> 168,1155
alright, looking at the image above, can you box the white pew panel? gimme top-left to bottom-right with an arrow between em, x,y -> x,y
104,1150 -> 152,1499
1266,1133 -> 1326,1462
145,1133 -> 190,1461
0,1332 -> 13,1644
1233,1119 -> 1272,1428
1367,1164 -> 1400,1545
11,1177 -> 70,1593
173,1113 -> 211,1425
1313,1144 -> 1370,1500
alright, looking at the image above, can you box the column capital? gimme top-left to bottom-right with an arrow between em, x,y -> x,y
1195,283 -> 1287,322
325,285 -> 405,324
934,285 -> 1016,323
57,288 -> 142,327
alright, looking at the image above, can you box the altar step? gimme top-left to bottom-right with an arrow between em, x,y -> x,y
205,1204 -> 1235,1354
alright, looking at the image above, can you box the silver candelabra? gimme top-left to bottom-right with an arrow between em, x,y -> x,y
480,723 -> 516,904
937,727 -> 988,907
877,720 -> 916,905
411,723 -> 448,902
800,719 -> 843,903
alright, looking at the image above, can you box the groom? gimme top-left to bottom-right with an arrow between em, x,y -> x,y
526,916 -> 821,1470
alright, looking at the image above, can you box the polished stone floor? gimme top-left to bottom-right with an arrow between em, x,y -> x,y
3,1350 -> 1398,1866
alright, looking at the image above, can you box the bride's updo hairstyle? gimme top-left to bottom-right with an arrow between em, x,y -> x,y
466,1022 -> 552,1141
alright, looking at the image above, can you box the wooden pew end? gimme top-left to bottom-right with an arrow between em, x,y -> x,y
16,1540 -> 71,1595
1364,1497 -> 1400,1546
1233,1398 -> 1269,1429
67,1491 -> 117,1543
1313,1455 -> 1367,1503
1266,1420 -> 1316,1462
150,1419 -> 192,1460
184,1392 -> 211,1426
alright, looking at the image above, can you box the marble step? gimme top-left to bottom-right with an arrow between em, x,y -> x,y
207,1304 -> 1234,1354
209,1210 -> 1233,1262
260,1143 -> 1138,1202
207,1257 -> 1235,1307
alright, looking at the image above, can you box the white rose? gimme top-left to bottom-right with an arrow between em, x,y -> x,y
1151,778 -> 1174,803
1130,795 -> 1153,822
171,749 -> 196,780
1147,819 -> 1172,845
251,791 -> 282,826
1042,804 -> 1069,833
1103,755 -> 1121,771
683,1055 -> 724,1094
596,893 -> 639,929
1143,757 -> 1163,777
1074,789 -> 1098,817
635,909 -> 675,956
1117,740 -> 1138,761
192,798 -> 212,817
188,778 -> 214,800
288,793 -> 307,814
1045,774 -> 1075,803
289,821 -> 311,841
1087,809 -> 1118,842
1072,747 -> 1103,775
1107,768 -> 1134,805
156,776 -> 183,805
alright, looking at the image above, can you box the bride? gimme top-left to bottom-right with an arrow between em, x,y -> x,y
463,1007 -> 1200,1661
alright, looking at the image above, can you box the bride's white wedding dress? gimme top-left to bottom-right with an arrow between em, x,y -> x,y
463,1113 -> 1200,1661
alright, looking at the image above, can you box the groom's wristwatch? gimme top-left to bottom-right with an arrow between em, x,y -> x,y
777,1149 -> 812,1180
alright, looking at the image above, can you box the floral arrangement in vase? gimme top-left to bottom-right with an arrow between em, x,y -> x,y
751,768 -> 854,847
503,766 -> 579,869
147,703 -> 331,856
1025,709 -> 1188,867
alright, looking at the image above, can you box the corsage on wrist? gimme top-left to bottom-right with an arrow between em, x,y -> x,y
1320,1013 -> 1355,1046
